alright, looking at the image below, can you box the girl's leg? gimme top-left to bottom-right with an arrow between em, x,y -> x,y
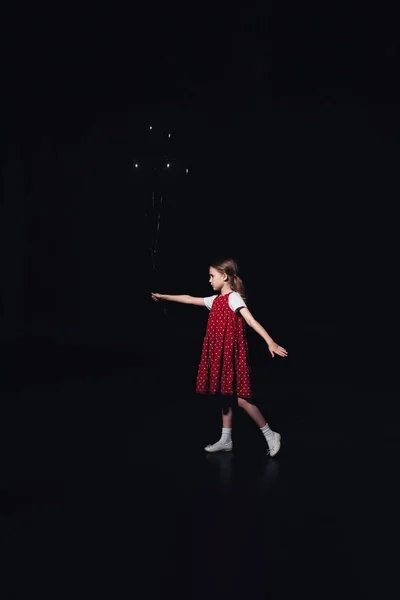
204,399 -> 233,453
222,406 -> 233,429
237,397 -> 266,427
237,396 -> 281,456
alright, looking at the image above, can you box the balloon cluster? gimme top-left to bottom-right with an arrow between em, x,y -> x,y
132,125 -> 190,182
132,125 -> 190,273
132,125 -> 191,316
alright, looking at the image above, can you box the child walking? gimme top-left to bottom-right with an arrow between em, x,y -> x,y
151,258 -> 288,456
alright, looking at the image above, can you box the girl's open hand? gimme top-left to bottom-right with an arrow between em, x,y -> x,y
151,293 -> 163,302
268,341 -> 288,358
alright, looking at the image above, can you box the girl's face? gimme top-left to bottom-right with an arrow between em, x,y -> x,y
209,267 -> 227,292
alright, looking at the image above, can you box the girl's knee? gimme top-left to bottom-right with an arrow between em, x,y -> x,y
237,396 -> 248,408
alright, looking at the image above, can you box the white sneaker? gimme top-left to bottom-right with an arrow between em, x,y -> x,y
204,440 -> 233,453
267,432 -> 281,457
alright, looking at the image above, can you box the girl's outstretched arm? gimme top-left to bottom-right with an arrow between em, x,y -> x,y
238,307 -> 288,358
151,293 -> 205,306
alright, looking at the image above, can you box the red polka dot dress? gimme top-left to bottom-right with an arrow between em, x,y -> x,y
196,291 -> 252,399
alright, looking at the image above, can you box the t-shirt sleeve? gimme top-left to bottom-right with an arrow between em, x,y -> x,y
229,292 -> 247,313
203,295 -> 218,310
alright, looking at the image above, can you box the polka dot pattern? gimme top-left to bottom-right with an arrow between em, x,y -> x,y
196,292 -> 252,399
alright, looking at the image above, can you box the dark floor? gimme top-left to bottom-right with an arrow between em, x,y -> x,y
0,341 -> 397,599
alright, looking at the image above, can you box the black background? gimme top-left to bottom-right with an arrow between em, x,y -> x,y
3,3 -> 398,386
1,4 -> 399,598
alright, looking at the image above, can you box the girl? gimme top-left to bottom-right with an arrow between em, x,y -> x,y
151,258 -> 288,456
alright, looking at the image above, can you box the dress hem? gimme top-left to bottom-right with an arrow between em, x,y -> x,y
196,390 -> 253,400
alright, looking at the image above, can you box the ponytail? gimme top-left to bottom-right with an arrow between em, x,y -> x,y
232,274 -> 247,302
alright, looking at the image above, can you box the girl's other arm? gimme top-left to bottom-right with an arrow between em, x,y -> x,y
151,293 -> 205,306
238,307 -> 288,358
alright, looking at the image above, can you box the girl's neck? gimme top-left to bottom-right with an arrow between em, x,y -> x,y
220,284 -> 233,296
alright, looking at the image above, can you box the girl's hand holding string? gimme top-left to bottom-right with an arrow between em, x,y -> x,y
151,293 -> 206,306
268,341 -> 288,358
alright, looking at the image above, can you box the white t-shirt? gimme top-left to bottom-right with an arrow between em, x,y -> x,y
203,291 -> 247,313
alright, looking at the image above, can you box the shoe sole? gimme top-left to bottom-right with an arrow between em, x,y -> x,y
204,445 -> 233,453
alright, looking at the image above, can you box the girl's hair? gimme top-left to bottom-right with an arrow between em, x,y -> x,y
210,257 -> 247,302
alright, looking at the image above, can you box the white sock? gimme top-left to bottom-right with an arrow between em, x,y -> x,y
260,423 -> 275,443
220,428 -> 232,444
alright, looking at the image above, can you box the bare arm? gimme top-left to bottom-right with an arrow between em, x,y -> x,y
151,293 -> 205,306
239,307 -> 274,344
239,307 -> 288,358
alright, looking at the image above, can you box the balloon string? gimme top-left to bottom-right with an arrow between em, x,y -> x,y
147,191 -> 167,317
